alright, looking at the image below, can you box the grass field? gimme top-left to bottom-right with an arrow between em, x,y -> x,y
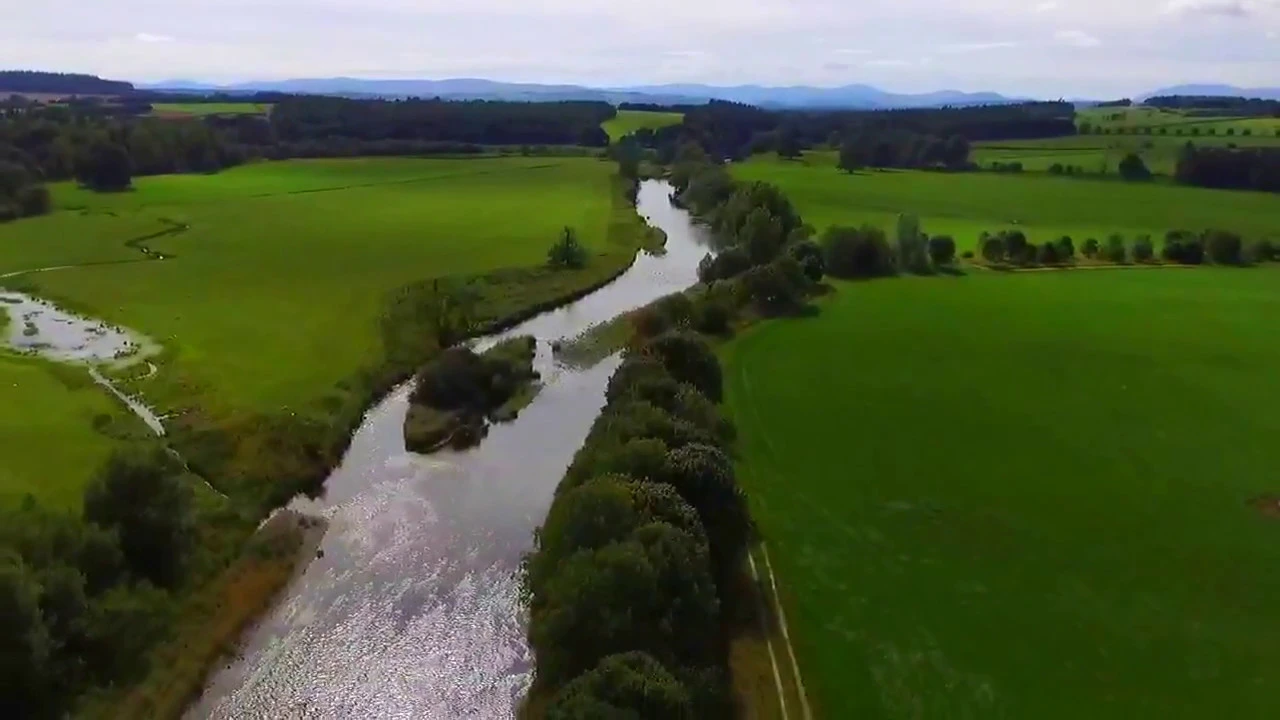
974,131 -> 1280,176
722,269 -> 1280,718
602,109 -> 684,141
733,154 -> 1280,250
0,350 -> 120,509
0,156 -> 637,501
150,102 -> 271,117
1078,106 -> 1280,135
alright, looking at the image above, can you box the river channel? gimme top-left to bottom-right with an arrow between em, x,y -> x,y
188,179 -> 712,718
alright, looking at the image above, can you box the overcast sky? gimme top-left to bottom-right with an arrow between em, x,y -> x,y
4,0 -> 1277,96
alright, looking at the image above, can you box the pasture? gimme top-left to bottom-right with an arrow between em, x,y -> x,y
602,109 -> 684,141
150,102 -> 271,117
722,269 -> 1280,718
973,132 -> 1280,176
1078,105 -> 1280,136
0,350 -> 120,509
0,156 -> 634,499
732,154 -> 1280,250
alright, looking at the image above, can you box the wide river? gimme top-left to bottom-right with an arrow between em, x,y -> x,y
189,180 -> 712,718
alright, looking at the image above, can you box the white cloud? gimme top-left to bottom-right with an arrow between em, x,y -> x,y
1034,1 -> 1060,11
134,32 -> 175,43
832,48 -> 874,56
1164,0 -> 1270,15
864,59 -> 915,67
1055,29 -> 1102,47
939,41 -> 1020,53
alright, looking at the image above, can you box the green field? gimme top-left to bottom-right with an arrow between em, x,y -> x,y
602,109 -> 684,141
723,269 -> 1280,718
0,350 -> 121,509
975,131 -> 1280,176
733,154 -> 1280,250
151,102 -> 271,117
1078,106 -> 1280,138
0,156 -> 635,500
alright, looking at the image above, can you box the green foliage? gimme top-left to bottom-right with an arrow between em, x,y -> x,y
75,142 -> 133,192
0,555 -> 52,715
83,447 -> 193,589
1118,152 -> 1152,182
1204,229 -> 1245,265
1162,230 -> 1205,264
1056,235 -> 1076,259
697,246 -> 751,284
787,239 -> 826,281
1104,233 -> 1128,263
546,652 -> 695,720
641,332 -> 724,403
1132,234 -> 1155,262
927,235 -> 957,267
1083,237 -> 1101,258
821,224 -> 896,279
548,226 -> 589,269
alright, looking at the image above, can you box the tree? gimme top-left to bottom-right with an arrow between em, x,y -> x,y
775,126 -> 802,159
821,225 -> 896,278
546,652 -> 694,720
83,447 -> 193,588
943,135 -> 971,168
1203,229 -> 1244,265
1132,234 -> 1155,262
1118,152 -> 1152,182
927,235 -> 956,267
697,246 -> 751,284
1003,230 -> 1033,265
787,240 -> 825,281
980,233 -> 1006,263
738,207 -> 786,264
0,556 -> 52,714
548,226 -> 588,269
1037,241 -> 1059,265
1104,234 -> 1128,263
837,139 -> 866,173
75,141 -> 133,192
641,333 -> 723,403
529,524 -> 719,686
662,444 -> 752,595
1056,235 -> 1075,259
1082,237 -> 1100,258
740,261 -> 804,314
1162,230 -> 1204,265
896,213 -> 929,274
1251,238 -> 1277,263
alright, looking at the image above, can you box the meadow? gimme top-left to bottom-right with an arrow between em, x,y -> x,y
150,102 -> 271,117
974,131 -> 1280,176
722,269 -> 1280,718
602,109 -> 684,141
0,155 -> 637,503
733,154 -> 1280,250
1077,105 -> 1280,137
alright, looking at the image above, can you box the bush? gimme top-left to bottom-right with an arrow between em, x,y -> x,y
1056,235 -> 1075,259
739,260 -> 806,314
821,224 -> 896,279
787,240 -> 825,282
1036,241 -> 1059,265
980,232 -> 1005,263
1104,234 -> 1127,263
1082,238 -> 1100,258
1162,230 -> 1204,265
1203,229 -> 1244,265
663,444 -> 752,595
642,332 -> 723,403
548,226 -> 587,269
18,185 -> 51,217
1118,153 -> 1152,181
961,250 -> 974,259
927,235 -> 956,267
546,652 -> 695,720
1251,239 -> 1277,263
696,247 -> 750,283
1048,163 -> 1065,175
1132,234 -> 1155,262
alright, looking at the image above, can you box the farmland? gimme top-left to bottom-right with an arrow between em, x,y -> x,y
732,154 -> 1280,250
602,109 -> 684,140
150,102 -> 271,117
1077,105 -> 1280,137
0,156 -> 638,503
722,269 -> 1280,718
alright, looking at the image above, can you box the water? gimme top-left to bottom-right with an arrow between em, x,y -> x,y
1,290 -> 166,435
189,180 -> 712,719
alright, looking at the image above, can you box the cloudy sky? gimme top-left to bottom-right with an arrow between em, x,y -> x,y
4,0 -> 1277,96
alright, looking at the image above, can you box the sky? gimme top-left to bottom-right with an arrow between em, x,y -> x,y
4,0 -> 1278,97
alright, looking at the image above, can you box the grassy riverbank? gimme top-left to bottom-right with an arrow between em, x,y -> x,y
721,268 -> 1280,718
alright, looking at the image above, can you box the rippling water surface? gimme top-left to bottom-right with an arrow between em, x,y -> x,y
189,180 -> 711,719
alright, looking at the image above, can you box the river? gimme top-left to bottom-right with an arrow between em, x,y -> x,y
188,179 -> 712,718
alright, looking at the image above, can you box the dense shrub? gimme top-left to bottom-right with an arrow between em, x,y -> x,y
641,333 -> 723,403
927,235 -> 956,267
1204,229 -> 1244,265
546,652 -> 695,720
1082,238 -> 1101,258
1056,235 -> 1076,259
662,444 -> 752,598
1132,234 -> 1155,262
1251,239 -> 1277,263
1162,230 -> 1205,264
547,226 -> 588,269
787,240 -> 825,281
1104,234 -> 1128,263
696,247 -> 751,283
821,224 -> 896,278
1118,153 -> 1152,182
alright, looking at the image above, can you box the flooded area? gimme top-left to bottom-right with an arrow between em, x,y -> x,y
189,180 -> 712,718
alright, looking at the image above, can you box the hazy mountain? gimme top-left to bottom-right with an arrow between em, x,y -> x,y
137,77 -> 1029,109
1141,84 -> 1280,101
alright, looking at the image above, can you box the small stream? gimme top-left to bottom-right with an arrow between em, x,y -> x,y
189,180 -> 712,718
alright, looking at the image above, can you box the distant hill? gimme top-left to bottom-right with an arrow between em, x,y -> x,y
0,70 -> 133,96
1140,84 -> 1280,102
138,77 -> 1028,109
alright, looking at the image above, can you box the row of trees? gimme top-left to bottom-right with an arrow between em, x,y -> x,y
2,446 -> 197,717
836,131 -> 970,171
0,159 -> 51,221
1175,145 -> 1280,193
976,228 -> 1272,267
1081,123 -> 1278,138
819,215 -> 957,279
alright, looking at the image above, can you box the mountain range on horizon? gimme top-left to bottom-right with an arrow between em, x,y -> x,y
134,77 -> 1280,109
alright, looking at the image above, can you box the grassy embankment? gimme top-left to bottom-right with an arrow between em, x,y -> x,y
602,109 -> 684,141
0,154 -> 658,717
732,153 -> 1280,252
722,268 -> 1280,718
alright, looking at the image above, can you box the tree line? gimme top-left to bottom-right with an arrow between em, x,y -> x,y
0,71 -> 134,96
1,445 -> 205,717
1175,144 -> 1280,193
975,227 -> 1274,267
1143,95 -> 1280,116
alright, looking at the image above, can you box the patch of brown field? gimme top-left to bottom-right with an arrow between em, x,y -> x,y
78,511 -> 325,720
1248,494 -> 1280,519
